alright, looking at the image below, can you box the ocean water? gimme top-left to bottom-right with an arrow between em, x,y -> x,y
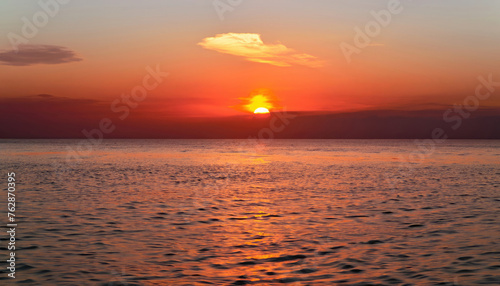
0,139 -> 499,285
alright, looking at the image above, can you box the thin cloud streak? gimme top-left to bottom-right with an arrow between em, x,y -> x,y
198,33 -> 324,68
0,44 -> 82,66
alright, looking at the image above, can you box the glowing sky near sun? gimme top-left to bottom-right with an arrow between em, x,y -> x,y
0,0 -> 499,118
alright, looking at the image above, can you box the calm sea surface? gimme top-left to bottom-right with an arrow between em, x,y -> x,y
0,139 -> 499,285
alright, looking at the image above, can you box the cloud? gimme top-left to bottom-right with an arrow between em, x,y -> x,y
37,93 -> 55,98
0,94 -> 100,108
0,44 -> 82,66
198,33 -> 324,68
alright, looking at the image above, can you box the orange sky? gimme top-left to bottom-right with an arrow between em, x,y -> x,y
0,0 -> 499,119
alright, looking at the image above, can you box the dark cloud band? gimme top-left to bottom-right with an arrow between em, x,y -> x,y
0,44 -> 82,66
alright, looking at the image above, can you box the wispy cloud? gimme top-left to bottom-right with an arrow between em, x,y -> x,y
36,93 -> 56,98
0,44 -> 82,66
198,33 -> 324,68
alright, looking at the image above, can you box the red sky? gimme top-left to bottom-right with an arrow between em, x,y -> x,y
0,1 -> 499,138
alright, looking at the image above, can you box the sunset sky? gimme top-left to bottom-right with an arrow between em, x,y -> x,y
1,0 -> 499,138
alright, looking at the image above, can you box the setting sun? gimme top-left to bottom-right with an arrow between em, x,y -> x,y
245,94 -> 273,113
232,89 -> 282,114
254,107 -> 270,114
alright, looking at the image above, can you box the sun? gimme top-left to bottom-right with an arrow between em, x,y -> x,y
231,89 -> 281,114
254,107 -> 270,114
